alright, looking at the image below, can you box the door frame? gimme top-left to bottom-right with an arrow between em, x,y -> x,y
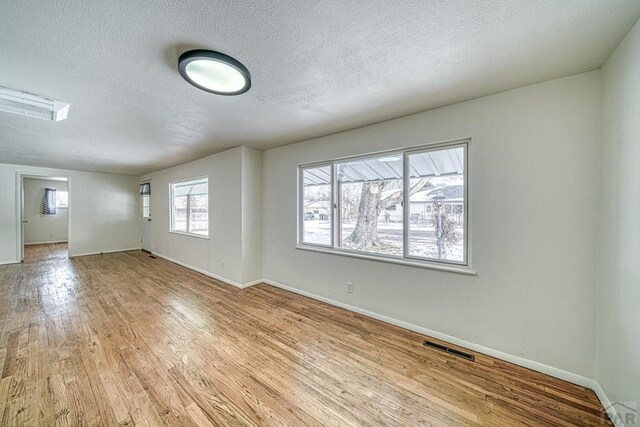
16,173 -> 71,261
140,179 -> 152,253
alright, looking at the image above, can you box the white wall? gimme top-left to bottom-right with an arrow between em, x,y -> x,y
0,163 -> 140,263
241,147 -> 263,283
143,146 -> 262,286
596,19 -> 640,408
23,178 -> 68,244
262,71 -> 601,379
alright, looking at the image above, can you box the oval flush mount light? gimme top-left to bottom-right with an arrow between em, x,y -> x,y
178,50 -> 251,95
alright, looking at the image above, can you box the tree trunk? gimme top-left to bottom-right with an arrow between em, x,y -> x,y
345,182 -> 383,248
345,178 -> 430,250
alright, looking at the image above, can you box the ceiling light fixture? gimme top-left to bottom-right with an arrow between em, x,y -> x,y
178,50 -> 251,95
0,86 -> 70,121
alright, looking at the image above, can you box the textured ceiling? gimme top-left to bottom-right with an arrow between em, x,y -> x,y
1,1 -> 639,175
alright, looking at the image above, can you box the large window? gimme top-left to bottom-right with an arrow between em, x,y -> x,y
170,177 -> 209,237
299,141 -> 468,268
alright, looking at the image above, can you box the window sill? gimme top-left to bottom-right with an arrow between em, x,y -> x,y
169,230 -> 210,240
296,245 -> 476,275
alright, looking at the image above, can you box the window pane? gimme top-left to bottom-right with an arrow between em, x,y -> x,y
172,195 -> 188,232
56,191 -> 68,208
174,181 -> 207,197
171,178 -> 208,236
302,166 -> 332,245
142,194 -> 150,218
408,146 -> 465,263
337,155 -> 403,256
189,194 -> 209,236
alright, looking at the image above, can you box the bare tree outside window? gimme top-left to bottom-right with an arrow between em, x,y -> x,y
339,177 -> 429,256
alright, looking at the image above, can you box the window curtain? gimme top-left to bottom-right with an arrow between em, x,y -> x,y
140,182 -> 151,195
43,188 -> 56,215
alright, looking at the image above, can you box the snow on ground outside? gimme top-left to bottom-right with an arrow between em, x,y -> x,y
302,220 -> 464,262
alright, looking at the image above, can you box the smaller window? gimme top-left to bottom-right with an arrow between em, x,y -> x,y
170,177 -> 209,237
56,191 -> 69,208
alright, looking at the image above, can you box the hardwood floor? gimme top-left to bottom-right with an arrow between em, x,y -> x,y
23,242 -> 68,263
0,249 -> 611,426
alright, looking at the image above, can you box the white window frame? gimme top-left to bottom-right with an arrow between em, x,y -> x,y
297,139 -> 474,275
169,176 -> 209,239
299,163 -> 334,248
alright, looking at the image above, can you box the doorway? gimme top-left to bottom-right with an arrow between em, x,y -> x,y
20,175 -> 70,262
140,181 -> 152,252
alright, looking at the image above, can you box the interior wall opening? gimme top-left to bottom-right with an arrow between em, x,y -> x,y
20,175 -> 69,262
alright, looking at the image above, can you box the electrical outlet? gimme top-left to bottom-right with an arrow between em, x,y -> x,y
221,261 -> 225,270
346,281 -> 353,293
50,233 -> 54,238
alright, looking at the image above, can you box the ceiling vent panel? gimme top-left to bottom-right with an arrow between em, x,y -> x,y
0,86 -> 70,122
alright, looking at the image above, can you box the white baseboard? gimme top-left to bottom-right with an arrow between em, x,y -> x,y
25,240 -> 68,245
151,252 -> 260,289
0,260 -> 20,266
592,381 -> 624,427
261,278 -> 596,389
243,278 -> 265,288
70,247 -> 141,258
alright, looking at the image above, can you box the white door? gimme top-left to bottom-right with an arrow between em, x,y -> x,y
141,184 -> 152,252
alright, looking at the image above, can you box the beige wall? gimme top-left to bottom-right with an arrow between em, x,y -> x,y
241,147 -> 263,283
142,146 -> 263,286
596,18 -> 640,409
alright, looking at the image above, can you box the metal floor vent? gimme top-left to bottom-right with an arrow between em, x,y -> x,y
148,255 -> 157,259
423,340 -> 475,362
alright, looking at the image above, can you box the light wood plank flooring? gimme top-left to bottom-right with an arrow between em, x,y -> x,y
23,242 -> 68,264
0,248 -> 611,426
